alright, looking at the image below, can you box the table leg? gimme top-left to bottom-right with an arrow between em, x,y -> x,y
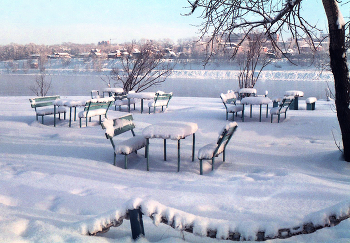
146,138 -> 149,171
177,140 -> 180,172
69,107 -> 72,127
242,104 -> 245,122
128,98 -> 131,112
164,139 -> 167,161
141,99 -> 144,114
192,133 -> 195,162
74,107 -> 77,121
259,104 -> 262,122
250,104 -> 252,118
54,105 -> 56,127
266,104 -> 269,118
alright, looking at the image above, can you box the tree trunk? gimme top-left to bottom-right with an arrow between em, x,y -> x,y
322,0 -> 350,161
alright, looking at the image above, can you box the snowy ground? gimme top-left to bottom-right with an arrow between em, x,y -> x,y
0,95 -> 349,242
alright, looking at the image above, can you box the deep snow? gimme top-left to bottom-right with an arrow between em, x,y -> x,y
0,95 -> 350,242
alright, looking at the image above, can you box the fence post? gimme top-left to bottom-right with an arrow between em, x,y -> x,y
129,208 -> 145,240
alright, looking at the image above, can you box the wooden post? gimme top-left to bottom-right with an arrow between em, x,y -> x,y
129,208 -> 144,240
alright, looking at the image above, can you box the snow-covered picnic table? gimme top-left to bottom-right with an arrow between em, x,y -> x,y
102,87 -> 124,97
240,96 -> 272,122
142,121 -> 198,172
53,98 -> 87,127
239,88 -> 257,98
127,92 -> 155,113
285,90 -> 304,110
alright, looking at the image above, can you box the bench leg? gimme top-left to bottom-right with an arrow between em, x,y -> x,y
42,116 -> 44,124
223,149 -> 226,162
271,114 -> 273,123
278,114 -> 280,123
200,159 -> 203,175
149,107 -> 151,114
212,157 -> 215,171
226,112 -> 228,120
79,118 -> 82,128
124,155 -> 128,169
114,152 -> 116,166
232,112 -> 235,121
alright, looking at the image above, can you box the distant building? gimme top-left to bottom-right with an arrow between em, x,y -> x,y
47,52 -> 71,59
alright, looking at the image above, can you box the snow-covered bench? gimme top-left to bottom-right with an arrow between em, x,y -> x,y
148,92 -> 173,114
29,95 -> 66,124
101,114 -> 147,168
198,122 -> 238,175
306,97 -> 317,110
78,97 -> 114,127
220,92 -> 243,121
270,96 -> 294,123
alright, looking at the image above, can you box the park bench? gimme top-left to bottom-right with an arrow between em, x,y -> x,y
148,92 -> 173,114
78,97 -> 114,127
220,92 -> 243,121
29,95 -> 66,124
101,114 -> 147,168
270,96 -> 294,123
198,122 -> 238,175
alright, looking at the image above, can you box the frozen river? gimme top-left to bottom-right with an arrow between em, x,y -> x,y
0,69 -> 334,99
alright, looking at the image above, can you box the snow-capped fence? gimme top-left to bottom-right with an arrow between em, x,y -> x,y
78,198 -> 350,241
170,70 -> 334,82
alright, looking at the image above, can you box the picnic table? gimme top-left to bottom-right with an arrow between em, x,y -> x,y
241,96 -> 271,122
127,92 -> 155,113
285,90 -> 304,110
53,99 -> 87,127
239,88 -> 257,99
142,121 -> 198,172
102,87 -> 124,97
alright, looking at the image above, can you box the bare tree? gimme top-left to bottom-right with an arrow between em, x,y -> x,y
30,72 -> 52,97
237,32 -> 272,88
107,42 -> 175,93
188,0 -> 350,162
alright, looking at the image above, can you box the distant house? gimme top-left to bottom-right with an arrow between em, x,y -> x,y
47,52 -> 71,59
90,49 -> 102,58
107,50 -> 121,59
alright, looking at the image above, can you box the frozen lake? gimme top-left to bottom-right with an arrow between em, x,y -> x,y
0,70 -> 334,99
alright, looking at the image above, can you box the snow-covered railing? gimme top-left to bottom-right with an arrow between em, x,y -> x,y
76,198 -> 350,241
169,70 -> 334,82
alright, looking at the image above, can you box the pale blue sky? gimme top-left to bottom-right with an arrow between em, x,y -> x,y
0,0 -> 348,45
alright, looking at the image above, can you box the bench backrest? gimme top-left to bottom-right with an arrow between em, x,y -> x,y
214,122 -> 238,156
101,114 -> 136,149
220,92 -> 237,107
29,95 -> 60,110
84,98 -> 113,113
154,92 -> 173,105
278,96 -> 294,111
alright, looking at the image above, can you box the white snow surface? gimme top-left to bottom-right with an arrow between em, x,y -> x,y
306,97 -> 317,103
53,99 -> 87,107
142,122 -> 199,140
241,97 -> 272,105
285,90 -> 304,97
0,96 -> 350,242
